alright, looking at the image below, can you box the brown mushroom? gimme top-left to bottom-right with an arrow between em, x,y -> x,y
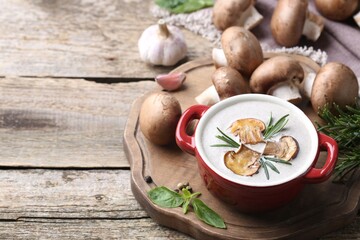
310,62 -> 359,113
221,26 -> 263,78
249,56 -> 304,104
139,92 -> 182,145
315,0 -> 358,21
271,0 -> 324,47
263,136 -> 299,161
224,144 -> 261,176
195,67 -> 250,105
212,67 -> 250,100
230,118 -> 265,144
212,0 -> 263,31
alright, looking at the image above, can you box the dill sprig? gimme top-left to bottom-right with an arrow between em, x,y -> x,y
317,103 -> 360,179
263,114 -> 289,139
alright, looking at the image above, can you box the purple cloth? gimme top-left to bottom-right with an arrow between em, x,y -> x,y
253,0 -> 360,75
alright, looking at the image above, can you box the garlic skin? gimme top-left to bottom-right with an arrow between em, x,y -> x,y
138,19 -> 187,66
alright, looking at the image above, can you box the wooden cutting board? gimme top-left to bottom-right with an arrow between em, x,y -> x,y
124,53 -> 360,240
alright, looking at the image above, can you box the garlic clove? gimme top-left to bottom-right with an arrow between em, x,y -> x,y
155,72 -> 186,91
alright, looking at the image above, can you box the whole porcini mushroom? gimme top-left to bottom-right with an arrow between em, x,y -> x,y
250,56 -> 304,104
138,19 -> 187,66
212,0 -> 263,31
195,66 -> 249,105
271,0 -> 324,47
139,92 -> 182,145
221,26 -> 263,78
315,0 -> 358,21
310,62 -> 359,113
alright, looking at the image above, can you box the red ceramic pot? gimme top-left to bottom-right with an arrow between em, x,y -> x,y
176,94 -> 338,213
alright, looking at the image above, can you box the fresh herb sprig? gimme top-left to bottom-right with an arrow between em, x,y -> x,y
260,156 -> 292,180
148,186 -> 226,229
155,0 -> 214,14
263,114 -> 289,139
211,127 -> 240,148
317,103 -> 360,179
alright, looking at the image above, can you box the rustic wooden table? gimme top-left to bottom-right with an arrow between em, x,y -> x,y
0,0 -> 358,239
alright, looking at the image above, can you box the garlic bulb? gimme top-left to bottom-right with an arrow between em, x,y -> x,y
138,19 -> 187,66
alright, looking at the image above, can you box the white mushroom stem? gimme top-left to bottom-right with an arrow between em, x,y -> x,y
195,85 -> 220,106
302,11 -> 324,41
354,11 -> 360,27
301,72 -> 316,99
268,81 -> 302,104
238,4 -> 263,30
212,48 -> 228,68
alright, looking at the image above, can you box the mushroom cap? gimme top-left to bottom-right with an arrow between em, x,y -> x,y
211,66 -> 250,100
139,92 -> 182,145
224,145 -> 261,176
230,118 -> 266,144
212,0 -> 252,31
315,0 -> 358,21
311,62 -> 359,112
221,26 -> 263,78
263,136 -> 299,161
271,0 -> 308,47
249,56 -> 304,93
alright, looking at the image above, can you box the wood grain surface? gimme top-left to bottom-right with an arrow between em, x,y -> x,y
0,0 -> 358,239
0,77 -> 154,167
0,168 -> 355,239
0,0 -> 212,79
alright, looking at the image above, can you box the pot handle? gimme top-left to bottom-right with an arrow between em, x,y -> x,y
176,105 -> 209,155
303,132 -> 338,183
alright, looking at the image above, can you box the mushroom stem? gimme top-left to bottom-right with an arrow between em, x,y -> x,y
158,19 -> 170,38
195,85 -> 220,106
354,11 -> 360,27
302,11 -> 324,41
212,48 -> 228,68
301,72 -> 316,99
239,4 -> 263,30
268,81 -> 302,105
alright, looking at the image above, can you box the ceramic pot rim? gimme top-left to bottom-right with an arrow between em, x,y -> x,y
195,94 -> 319,187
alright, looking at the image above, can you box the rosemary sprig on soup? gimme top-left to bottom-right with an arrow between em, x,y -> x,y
212,114 -> 298,180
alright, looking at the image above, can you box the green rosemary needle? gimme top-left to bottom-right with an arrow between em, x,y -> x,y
211,127 -> 240,148
317,103 -> 360,179
263,114 -> 289,139
260,156 -> 291,180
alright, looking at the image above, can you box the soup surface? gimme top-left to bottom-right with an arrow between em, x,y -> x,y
196,94 -> 318,187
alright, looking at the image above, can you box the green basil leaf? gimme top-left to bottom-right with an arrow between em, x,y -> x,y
155,0 -> 213,14
183,199 -> 191,214
192,198 -> 226,229
148,186 -> 184,208
155,0 -> 186,10
181,188 -> 192,199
